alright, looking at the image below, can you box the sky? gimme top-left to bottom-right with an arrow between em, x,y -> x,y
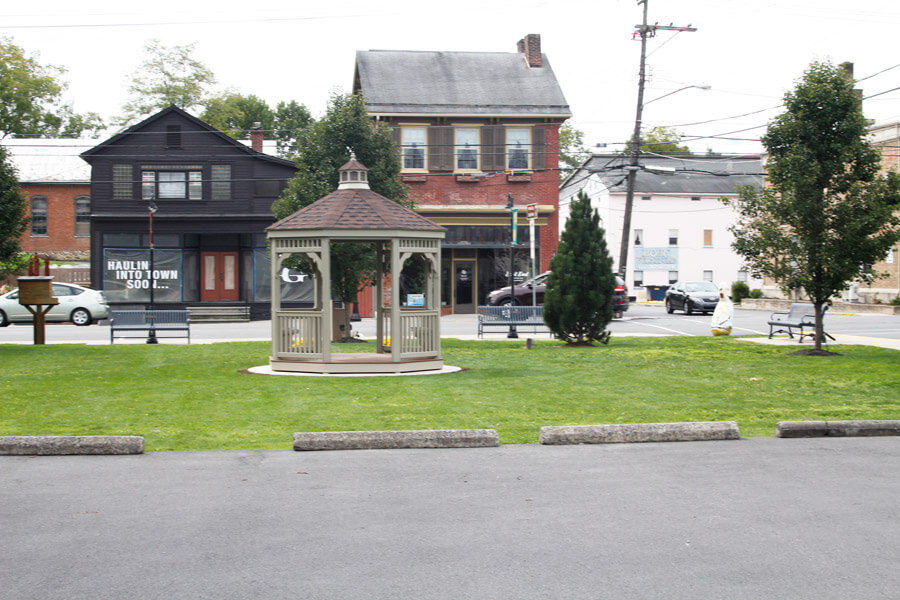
3,0 -> 900,157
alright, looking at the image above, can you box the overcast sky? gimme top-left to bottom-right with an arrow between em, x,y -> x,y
3,0 -> 899,156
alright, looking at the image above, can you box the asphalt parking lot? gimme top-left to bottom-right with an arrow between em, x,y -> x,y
2,437 -> 899,599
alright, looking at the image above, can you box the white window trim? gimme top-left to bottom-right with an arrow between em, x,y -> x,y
506,126 -> 531,171
400,124 -> 428,173
454,126 -> 480,173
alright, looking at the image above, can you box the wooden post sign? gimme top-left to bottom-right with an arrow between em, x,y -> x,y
17,276 -> 58,345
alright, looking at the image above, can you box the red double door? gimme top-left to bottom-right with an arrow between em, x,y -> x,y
201,252 -> 239,301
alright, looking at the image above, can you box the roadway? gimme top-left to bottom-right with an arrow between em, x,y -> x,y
2,303 -> 898,345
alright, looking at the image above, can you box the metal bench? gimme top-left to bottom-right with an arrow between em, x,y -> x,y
767,303 -> 833,342
476,305 -> 549,338
109,310 -> 191,343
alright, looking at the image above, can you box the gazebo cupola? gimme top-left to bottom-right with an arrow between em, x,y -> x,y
266,155 -> 446,374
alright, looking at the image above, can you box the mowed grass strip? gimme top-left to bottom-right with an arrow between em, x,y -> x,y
1,337 -> 897,451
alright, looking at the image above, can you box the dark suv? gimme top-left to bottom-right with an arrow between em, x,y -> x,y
486,271 -> 630,318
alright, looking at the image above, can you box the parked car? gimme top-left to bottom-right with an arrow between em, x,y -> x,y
665,280 -> 720,315
487,271 -> 630,318
0,282 -> 110,327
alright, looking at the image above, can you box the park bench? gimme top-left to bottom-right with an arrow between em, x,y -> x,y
109,310 -> 191,344
767,303 -> 833,343
477,305 -> 549,338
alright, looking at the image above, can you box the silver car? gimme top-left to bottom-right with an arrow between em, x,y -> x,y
0,282 -> 110,326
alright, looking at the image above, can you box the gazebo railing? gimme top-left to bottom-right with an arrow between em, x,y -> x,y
382,309 -> 441,358
273,310 -> 324,358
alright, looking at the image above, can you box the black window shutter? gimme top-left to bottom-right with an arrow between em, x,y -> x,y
428,126 -> 454,171
481,125 -> 505,171
531,126 -> 546,170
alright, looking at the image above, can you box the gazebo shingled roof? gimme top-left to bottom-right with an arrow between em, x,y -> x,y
268,189 -> 444,232
268,156 -> 444,233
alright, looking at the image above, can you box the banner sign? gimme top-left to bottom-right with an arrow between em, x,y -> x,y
103,249 -> 182,303
633,247 -> 679,271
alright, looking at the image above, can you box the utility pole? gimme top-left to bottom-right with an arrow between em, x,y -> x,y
617,0 -> 696,281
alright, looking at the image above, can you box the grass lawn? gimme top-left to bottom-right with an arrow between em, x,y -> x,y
1,337 -> 898,451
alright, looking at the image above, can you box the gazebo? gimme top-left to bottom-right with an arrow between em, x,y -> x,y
266,155 -> 446,374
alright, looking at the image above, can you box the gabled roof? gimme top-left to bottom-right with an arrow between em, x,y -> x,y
80,105 -> 296,169
1,138 -> 93,182
561,154 -> 763,197
354,50 -> 571,117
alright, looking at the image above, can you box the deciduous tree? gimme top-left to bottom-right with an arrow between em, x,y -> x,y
0,38 -> 104,138
118,39 -> 216,125
543,190 -> 615,344
725,61 -> 900,353
201,93 -> 275,140
272,93 -> 407,339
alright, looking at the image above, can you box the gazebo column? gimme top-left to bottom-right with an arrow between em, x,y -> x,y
320,238 -> 332,363
375,242 -> 385,354
390,238 -> 402,362
271,251 -> 286,360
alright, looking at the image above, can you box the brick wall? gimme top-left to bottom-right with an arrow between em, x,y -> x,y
20,183 -> 91,261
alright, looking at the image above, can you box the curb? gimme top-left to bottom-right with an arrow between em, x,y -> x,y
293,429 -> 499,451
776,420 -> 900,438
0,436 -> 145,455
539,421 -> 741,445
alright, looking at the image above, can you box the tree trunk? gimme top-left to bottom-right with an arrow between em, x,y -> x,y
813,299 -> 825,352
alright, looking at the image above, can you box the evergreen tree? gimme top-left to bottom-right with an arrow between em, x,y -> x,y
0,146 -> 29,277
543,190 -> 615,344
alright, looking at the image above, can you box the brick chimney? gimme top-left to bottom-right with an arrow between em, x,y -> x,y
250,122 -> 263,152
517,34 -> 542,68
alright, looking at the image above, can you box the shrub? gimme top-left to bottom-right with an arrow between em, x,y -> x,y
748,289 -> 764,299
890,296 -> 900,306
731,281 -> 751,303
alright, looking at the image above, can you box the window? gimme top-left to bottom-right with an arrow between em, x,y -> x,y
703,229 -> 713,247
401,127 -> 426,170
691,196 -> 701,201
668,229 -> 678,246
737,270 -> 748,282
455,128 -> 479,170
211,165 -> 231,200
166,125 -> 181,148
141,166 -> 203,200
30,197 -> 48,236
75,196 -> 90,237
633,229 -> 643,246
112,164 -> 133,199
668,271 -> 678,284
506,128 -> 530,170
641,195 -> 651,201
703,270 -> 714,282
633,270 -> 644,286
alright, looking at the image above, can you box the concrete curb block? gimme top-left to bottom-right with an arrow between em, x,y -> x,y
293,429 -> 500,451
539,421 -> 741,445
776,420 -> 900,438
0,436 -> 145,455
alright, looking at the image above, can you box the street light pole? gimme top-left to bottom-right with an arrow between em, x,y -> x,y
505,193 -> 519,339
147,200 -> 158,344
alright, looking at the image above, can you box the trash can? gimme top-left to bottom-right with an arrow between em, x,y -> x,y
647,285 -> 669,301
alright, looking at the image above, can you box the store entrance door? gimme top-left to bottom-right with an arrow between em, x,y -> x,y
200,252 -> 239,301
453,260 -> 475,314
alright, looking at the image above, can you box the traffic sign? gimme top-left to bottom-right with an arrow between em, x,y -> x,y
527,203 -> 538,220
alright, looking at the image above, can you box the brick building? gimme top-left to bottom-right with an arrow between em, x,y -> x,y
353,34 -> 570,313
2,139 -> 93,262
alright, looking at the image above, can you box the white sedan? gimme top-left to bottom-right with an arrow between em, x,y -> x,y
0,282 -> 110,326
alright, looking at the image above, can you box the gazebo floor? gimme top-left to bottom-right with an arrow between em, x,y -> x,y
269,353 -> 444,375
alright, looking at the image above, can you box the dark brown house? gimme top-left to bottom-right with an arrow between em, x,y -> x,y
81,106 -> 301,319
